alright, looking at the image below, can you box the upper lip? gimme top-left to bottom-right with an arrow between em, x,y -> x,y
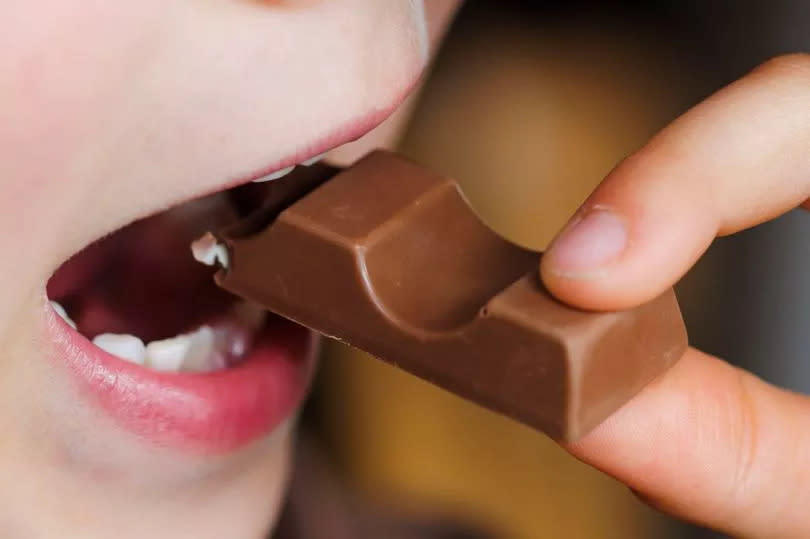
237,105 -> 394,183
44,89 -> 414,453
185,80 -> 417,206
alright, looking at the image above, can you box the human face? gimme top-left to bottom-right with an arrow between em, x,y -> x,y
0,2 -> 455,537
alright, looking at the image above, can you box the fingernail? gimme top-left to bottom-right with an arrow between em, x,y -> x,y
545,208 -> 627,278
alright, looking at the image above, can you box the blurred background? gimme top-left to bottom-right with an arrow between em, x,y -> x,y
280,1 -> 810,538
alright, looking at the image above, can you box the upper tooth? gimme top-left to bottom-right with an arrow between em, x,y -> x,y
190,232 -> 229,268
145,335 -> 192,372
252,165 -> 295,183
302,153 -> 326,166
180,326 -> 226,373
92,334 -> 146,365
50,301 -> 77,330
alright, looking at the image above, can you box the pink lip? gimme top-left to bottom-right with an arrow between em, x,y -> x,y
44,81 -> 418,453
221,77 -> 420,189
49,311 -> 316,453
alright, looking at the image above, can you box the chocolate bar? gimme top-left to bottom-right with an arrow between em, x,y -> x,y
206,152 -> 687,441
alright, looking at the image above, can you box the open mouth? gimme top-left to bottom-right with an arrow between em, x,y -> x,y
44,156 -> 337,454
38,64 -> 419,452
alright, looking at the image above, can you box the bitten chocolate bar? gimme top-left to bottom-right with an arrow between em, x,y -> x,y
202,151 -> 687,441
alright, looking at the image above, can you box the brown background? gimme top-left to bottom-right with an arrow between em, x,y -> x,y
310,2 -> 810,538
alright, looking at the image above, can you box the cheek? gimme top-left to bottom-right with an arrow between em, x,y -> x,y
0,2 -> 167,261
0,3 -> 165,184
0,0 -> 430,281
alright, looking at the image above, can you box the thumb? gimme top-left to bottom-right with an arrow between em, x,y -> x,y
540,53 -> 810,310
566,348 -> 810,539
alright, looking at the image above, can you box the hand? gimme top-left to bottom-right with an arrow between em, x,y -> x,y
540,53 -> 810,538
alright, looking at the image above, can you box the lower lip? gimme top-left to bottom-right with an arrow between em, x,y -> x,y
42,78 -> 418,453
48,311 -> 316,453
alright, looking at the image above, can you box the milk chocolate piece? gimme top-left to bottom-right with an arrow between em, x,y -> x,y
214,152 -> 687,441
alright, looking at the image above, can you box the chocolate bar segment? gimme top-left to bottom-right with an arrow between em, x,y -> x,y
214,151 -> 687,441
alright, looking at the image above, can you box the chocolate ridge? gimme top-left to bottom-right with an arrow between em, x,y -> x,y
214,151 -> 687,440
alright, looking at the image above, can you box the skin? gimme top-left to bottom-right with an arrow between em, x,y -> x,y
1,1 -> 808,537
542,53 -> 810,538
0,2 -> 460,538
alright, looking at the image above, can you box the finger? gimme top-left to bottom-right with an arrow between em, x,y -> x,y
540,53 -> 810,310
566,348 -> 810,539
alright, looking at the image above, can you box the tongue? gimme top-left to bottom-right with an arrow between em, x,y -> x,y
50,193 -> 240,343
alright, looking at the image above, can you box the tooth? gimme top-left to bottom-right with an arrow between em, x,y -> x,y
214,324 -> 253,361
50,301 -> 77,330
231,300 -> 267,331
180,326 -> 226,373
145,335 -> 192,372
92,334 -> 146,365
191,232 -> 229,268
252,165 -> 295,183
301,153 -> 326,166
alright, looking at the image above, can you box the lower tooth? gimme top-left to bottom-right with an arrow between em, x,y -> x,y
180,326 -> 227,373
214,324 -> 253,362
92,334 -> 146,365
145,335 -> 192,372
50,301 -> 77,330
90,316 -> 257,373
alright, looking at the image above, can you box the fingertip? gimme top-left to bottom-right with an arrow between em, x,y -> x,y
540,177 -> 714,312
545,208 -> 625,270
562,349 -> 810,538
539,205 -> 649,311
539,265 -> 636,312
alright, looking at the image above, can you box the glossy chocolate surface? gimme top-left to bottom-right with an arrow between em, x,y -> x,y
214,152 -> 687,440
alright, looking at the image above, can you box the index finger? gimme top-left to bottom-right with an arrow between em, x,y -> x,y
540,53 -> 810,311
